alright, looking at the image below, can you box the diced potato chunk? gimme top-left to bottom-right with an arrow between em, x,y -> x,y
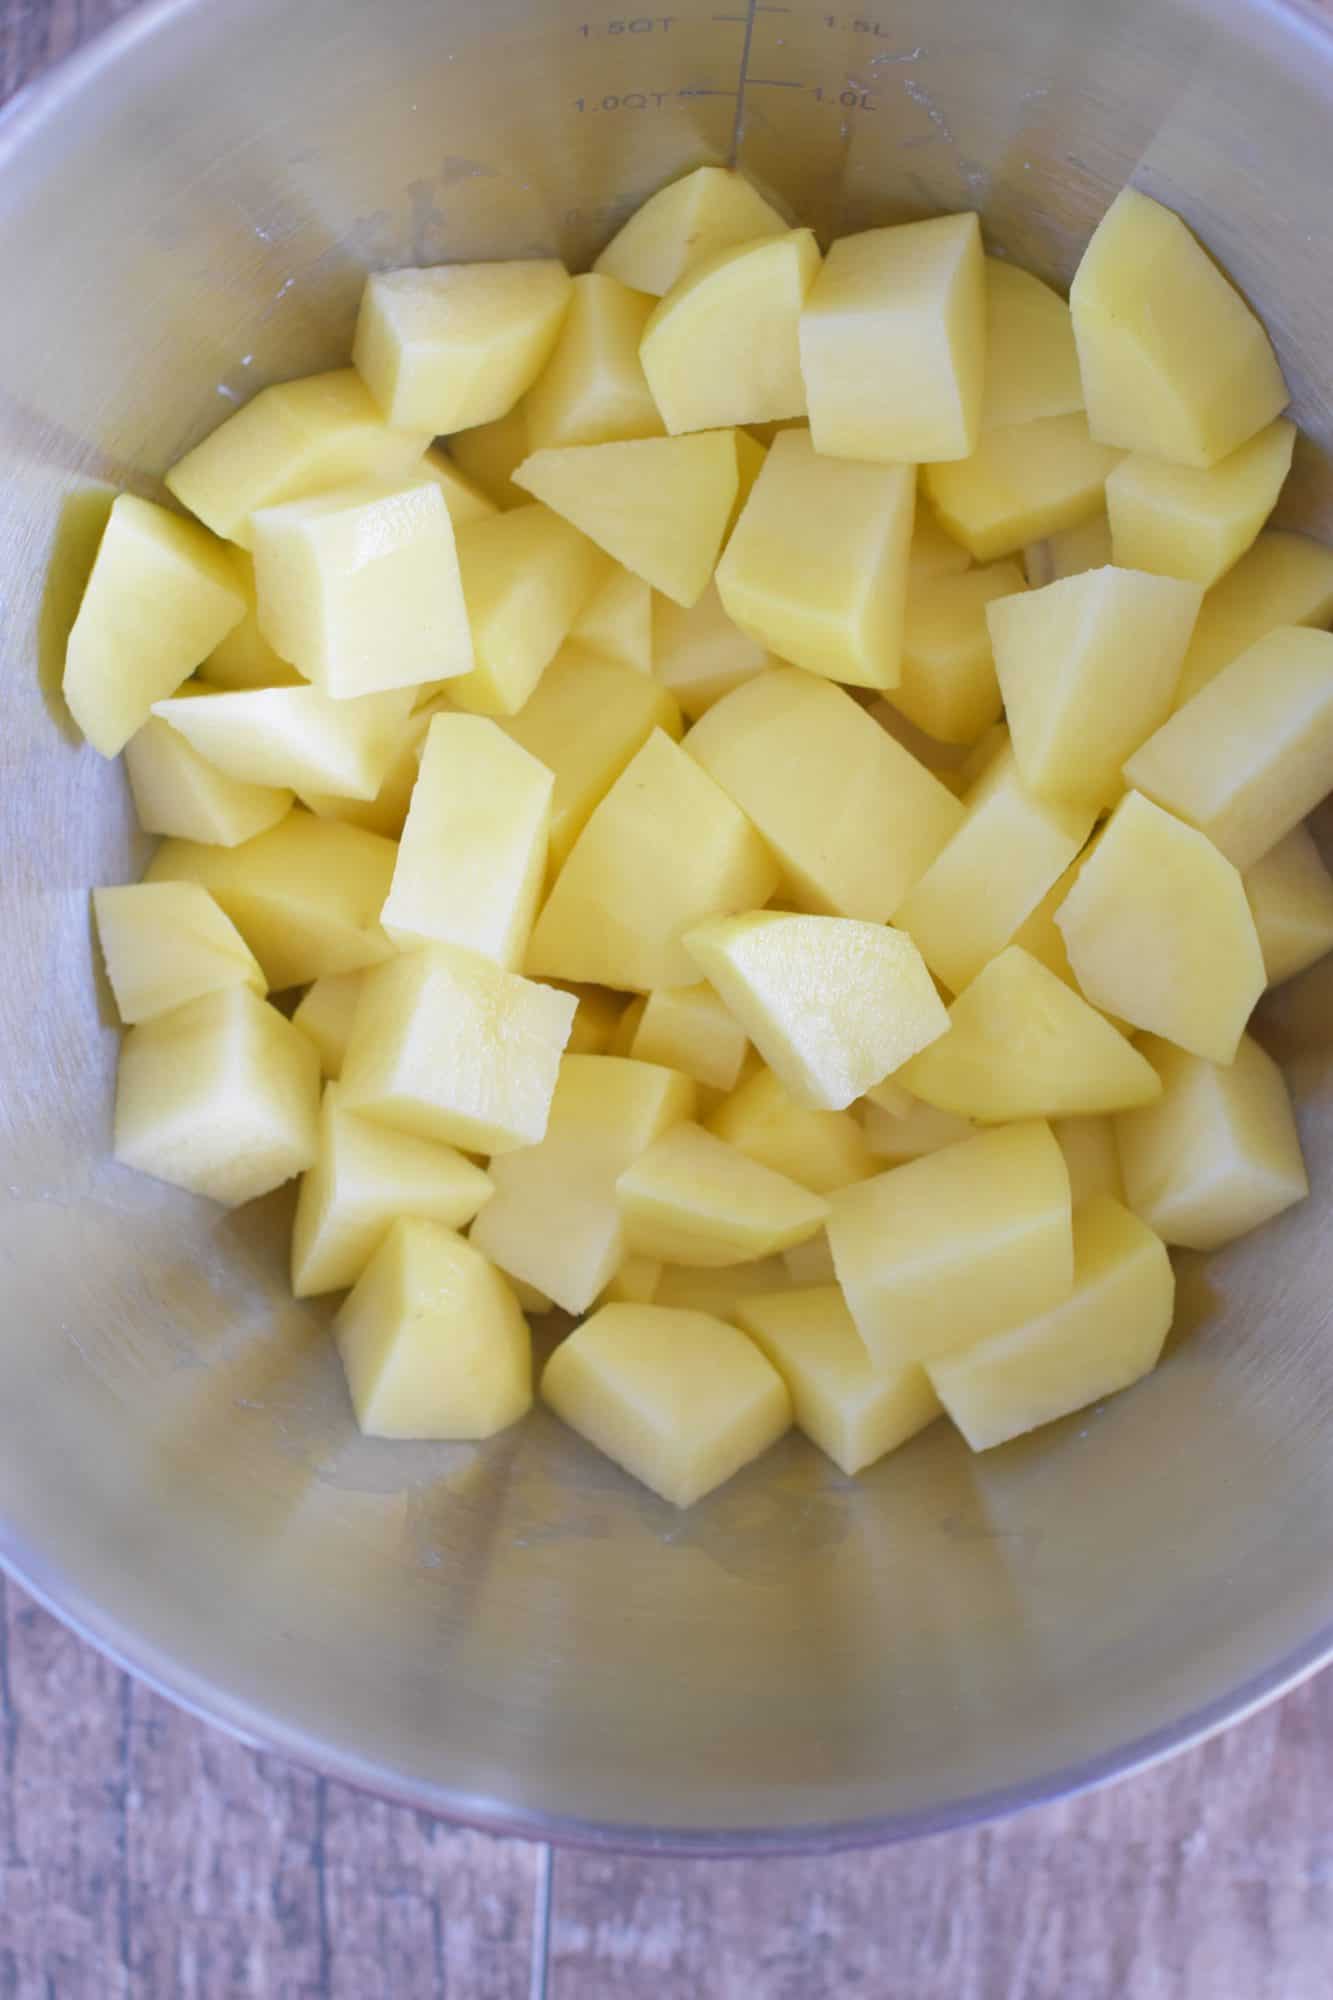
353,260 -> 573,434
828,1120 -> 1073,1370
1070,187 -> 1288,468
1173,531 -> 1333,707
737,1286 -> 942,1476
571,564 -> 654,673
515,432 -> 738,607
381,715 -> 551,965
652,1259 -> 791,1318
94,882 -> 264,1024
64,496 -> 246,757
716,427 -> 914,688
627,983 -> 748,1091
556,984 -> 629,1057
592,167 -> 788,296
124,714 -> 292,848
981,258 -> 1084,432
923,413 -> 1123,563
859,1095 -> 974,1163
410,444 -> 498,529
617,1121 -> 828,1265
800,214 -> 985,463
1052,1115 -> 1124,1206
251,478 -> 471,697
1124,627 -> 1333,869
1054,791 -> 1264,1064
448,503 -> 609,715
781,1231 -> 838,1285
1245,824 -> 1333,986
1106,420 -> 1295,587
1115,1032 -> 1307,1251
525,272 -> 664,449
652,583 -> 769,719
336,1217 -> 530,1439
641,229 -> 821,433
447,403 -> 531,508
892,560 -> 1026,744
525,729 -> 779,991
541,1302 -> 791,1507
929,1195 -> 1173,1451
200,551 -> 302,691
685,666 -> 963,920
291,970 -> 364,1078
898,946 -> 1161,1120
988,565 -> 1202,807
471,1055 -> 695,1312
1023,511 -> 1113,588
291,1085 -> 493,1296
151,684 -> 414,801
599,1256 -> 662,1306
114,986 -> 319,1206
339,944 -> 576,1155
910,503 -> 973,582
298,696 -> 436,839
709,1064 -> 876,1194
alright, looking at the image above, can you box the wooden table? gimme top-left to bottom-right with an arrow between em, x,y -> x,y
4,4 -> 1333,1993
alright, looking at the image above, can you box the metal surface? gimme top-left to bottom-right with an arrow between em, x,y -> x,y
1,0 -> 1333,1855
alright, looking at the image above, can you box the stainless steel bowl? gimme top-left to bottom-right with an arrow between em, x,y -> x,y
3,0 -> 1333,1853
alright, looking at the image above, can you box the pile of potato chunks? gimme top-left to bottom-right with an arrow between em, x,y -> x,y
68,166 -> 1333,1506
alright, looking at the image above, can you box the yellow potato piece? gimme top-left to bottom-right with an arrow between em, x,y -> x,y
1023,510 -> 1113,588
898,946 -> 1161,1121
685,911 -> 948,1112
525,729 -> 778,992
1054,791 -> 1264,1064
652,1259 -> 792,1319
892,559 -> 1026,745
353,259 -> 572,434
1070,187 -> 1288,468
124,713 -> 292,848
781,1231 -> 838,1285
929,1195 -> 1173,1451
554,984 -> 630,1057
828,1120 -> 1074,1370
1106,419 -> 1295,588
1172,530 -> 1333,707
410,443 -> 498,530
988,565 -> 1203,807
714,427 -> 914,689
571,563 -> 654,674
1245,824 -> 1333,986
1124,626 -> 1333,869
447,402 -> 531,508
709,1064 -> 876,1195
151,683 -> 414,802
114,985 -> 320,1207
336,1217 -> 530,1440
910,503 -> 973,582
541,1302 -> 792,1507
298,696 -> 438,840
599,1256 -> 663,1307
93,882 -> 264,1025
64,495 -> 246,757
641,229 -> 820,434
800,213 -> 985,463
525,272 -> 663,450
1052,1115 -> 1124,1207
652,582 -> 769,719
859,1095 -> 975,1164
617,1121 -> 828,1266
923,412 -> 1123,563
1115,1033 -> 1307,1251
515,432 -> 738,607
508,1276 -> 555,1316
291,970 -> 364,1078
592,167 -> 788,296
737,1286 -> 942,1477
339,943 -> 575,1155
447,503 -> 610,716
200,550 -> 302,691
628,982 -> 749,1092
981,258 -> 1084,432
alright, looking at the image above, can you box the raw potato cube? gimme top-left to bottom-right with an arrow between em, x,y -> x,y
640,229 -> 821,434
1023,511 -> 1113,588
782,1230 -> 838,1285
928,1195 -> 1173,1451
557,984 -> 629,1057
124,714 -> 292,848
828,1120 -> 1074,1370
653,1258 -> 791,1319
893,560 -> 1026,744
617,1121 -> 828,1266
515,432 -> 738,607
860,1096 -> 974,1163
448,403 -> 531,509
509,1276 -> 555,1316
988,565 -> 1203,807
898,946 -> 1161,1121
525,273 -> 664,450
714,428 -> 914,689
299,696 -> 438,839
571,564 -> 654,674
799,214 -> 985,463
593,167 -> 788,296
470,1055 -> 696,1313
200,551 -> 302,691
448,504 -> 610,715
981,258 -> 1084,432
114,986 -> 319,1206
709,1064 -> 876,1194
1123,627 -> 1333,869
609,996 -> 648,1058
737,1287 -> 942,1476
151,684 -> 414,801
410,444 -> 498,530
541,1303 -> 791,1507
339,944 -> 576,1155
291,1085 -> 493,1296
1054,791 -> 1264,1064
93,882 -> 264,1024
923,413 -> 1123,563
861,1073 -> 914,1117
910,504 -> 973,582
1006,859 -> 1132,1029
146,811 -> 398,990
627,983 -> 748,1092
685,912 -> 948,1111
251,478 -> 472,698
525,729 -> 779,992
165,369 -> 430,548
1115,1032 -> 1307,1251
335,1217 -> 530,1440
64,496 -> 246,757
498,645 -> 682,869
353,259 -> 573,434
685,667 -> 963,921
1106,420 -> 1295,587
291,970 -> 364,1077
381,714 -> 552,965
1245,824 -> 1333,986
1173,531 -> 1333,707
652,583 -> 769,719
1053,1115 -> 1124,1207
600,1256 -> 662,1306
1070,187 -> 1288,468
893,747 -> 1096,994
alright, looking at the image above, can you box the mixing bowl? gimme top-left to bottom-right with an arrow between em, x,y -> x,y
2,0 -> 1333,1853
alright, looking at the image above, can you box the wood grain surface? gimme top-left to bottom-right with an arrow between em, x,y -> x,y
4,4 -> 1333,1996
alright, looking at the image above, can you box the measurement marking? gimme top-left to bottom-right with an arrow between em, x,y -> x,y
728,0 -> 759,161
748,76 -> 804,85
681,85 -> 739,94
713,11 -> 748,18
